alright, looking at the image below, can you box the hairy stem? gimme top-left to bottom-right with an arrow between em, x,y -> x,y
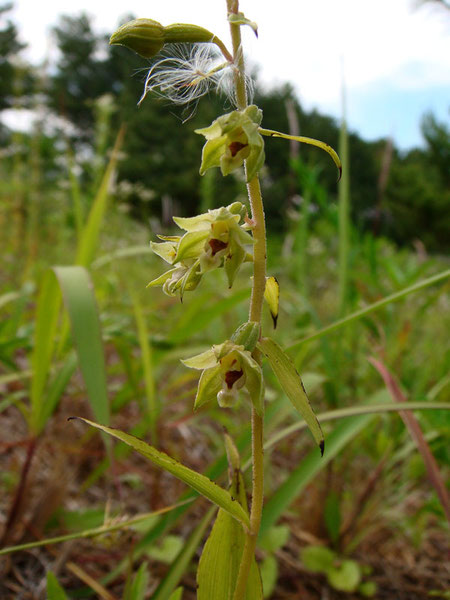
227,1 -> 267,598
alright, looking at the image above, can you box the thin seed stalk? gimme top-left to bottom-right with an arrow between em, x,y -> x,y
226,1 -> 267,598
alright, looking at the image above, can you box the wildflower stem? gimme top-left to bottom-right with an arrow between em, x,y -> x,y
227,1 -> 267,598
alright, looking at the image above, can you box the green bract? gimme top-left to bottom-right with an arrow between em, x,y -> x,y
196,105 -> 265,183
147,203 -> 254,297
182,339 -> 264,415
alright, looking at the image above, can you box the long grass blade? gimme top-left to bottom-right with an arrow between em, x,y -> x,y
53,266 -> 109,426
0,500 -> 194,556
152,507 -> 215,600
75,126 -> 125,267
369,357 -> 450,523
287,269 -> 450,351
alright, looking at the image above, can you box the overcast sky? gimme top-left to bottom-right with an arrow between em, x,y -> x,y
8,0 -> 450,149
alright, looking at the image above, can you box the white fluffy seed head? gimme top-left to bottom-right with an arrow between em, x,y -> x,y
138,43 -> 254,110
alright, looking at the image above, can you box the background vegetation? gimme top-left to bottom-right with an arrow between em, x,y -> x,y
0,4 -> 449,599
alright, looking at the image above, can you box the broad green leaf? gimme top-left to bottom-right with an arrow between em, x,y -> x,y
327,560 -> 361,592
264,276 -> 279,329
259,525 -> 290,553
168,589 -> 184,600
260,555 -> 278,599
73,418 -> 250,528
301,545 -> 335,573
46,572 -> 68,600
258,337 -> 323,452
53,266 -> 109,427
197,467 -> 262,600
147,535 -> 183,563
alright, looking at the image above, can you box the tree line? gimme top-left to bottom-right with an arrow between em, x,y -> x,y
1,4 -> 449,252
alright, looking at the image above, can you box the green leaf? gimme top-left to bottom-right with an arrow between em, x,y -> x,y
359,581 -> 377,597
147,535 -> 184,564
300,546 -> 336,574
287,268 -> 450,351
72,418 -> 250,528
227,12 -> 258,36
125,563 -> 150,600
152,509 -> 215,600
258,337 -> 324,452
46,572 -> 68,600
324,491 -> 341,545
30,271 -> 61,434
76,127 -> 124,267
327,560 -> 361,592
54,266 -> 109,427
259,525 -> 290,553
168,589 -> 184,600
260,555 -> 278,599
260,402 -> 380,537
259,127 -> 342,180
197,470 -> 262,600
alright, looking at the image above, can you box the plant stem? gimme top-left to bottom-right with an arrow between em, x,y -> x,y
227,1 -> 267,598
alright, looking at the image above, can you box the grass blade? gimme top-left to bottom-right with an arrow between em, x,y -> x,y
53,266 -> 109,426
30,271 -> 61,434
71,417 -> 250,528
259,390 -> 391,537
287,268 -> 450,351
152,507 -> 215,600
131,292 -> 157,443
46,572 -> 68,600
75,126 -> 125,267
0,500 -> 194,556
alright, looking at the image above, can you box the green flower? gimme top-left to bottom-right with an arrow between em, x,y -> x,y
195,105 -> 265,183
182,337 -> 263,415
147,203 -> 254,297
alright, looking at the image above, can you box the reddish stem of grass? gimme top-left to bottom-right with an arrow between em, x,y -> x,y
1,437 -> 38,546
369,357 -> 450,524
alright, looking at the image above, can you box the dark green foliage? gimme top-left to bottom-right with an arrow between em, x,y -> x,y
1,9 -> 449,252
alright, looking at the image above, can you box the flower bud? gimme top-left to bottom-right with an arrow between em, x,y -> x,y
163,23 -> 215,44
110,19 -> 165,58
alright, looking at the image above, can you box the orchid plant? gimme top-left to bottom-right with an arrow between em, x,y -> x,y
77,2 -> 341,598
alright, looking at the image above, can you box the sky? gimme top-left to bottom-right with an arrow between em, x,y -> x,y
7,0 -> 450,150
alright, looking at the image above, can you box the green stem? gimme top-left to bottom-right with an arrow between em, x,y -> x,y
226,1 -> 266,598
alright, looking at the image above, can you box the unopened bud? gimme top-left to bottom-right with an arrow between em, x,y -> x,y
163,23 -> 214,44
110,19 -> 165,58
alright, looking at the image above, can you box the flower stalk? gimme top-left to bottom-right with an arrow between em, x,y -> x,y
226,1 -> 267,597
